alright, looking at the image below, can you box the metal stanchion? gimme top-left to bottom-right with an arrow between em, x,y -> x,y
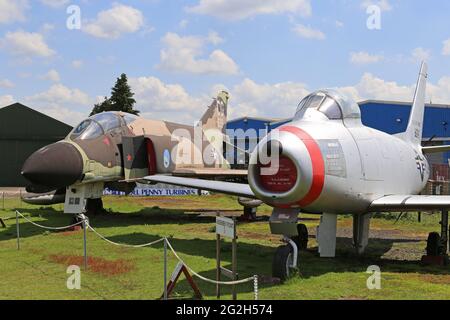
254,275 -> 258,301
83,218 -> 88,270
163,238 -> 168,300
15,211 -> 20,251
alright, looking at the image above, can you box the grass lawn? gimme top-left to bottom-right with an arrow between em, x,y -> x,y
0,194 -> 449,300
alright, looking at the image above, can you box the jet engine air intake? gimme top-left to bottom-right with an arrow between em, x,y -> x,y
248,126 -> 325,209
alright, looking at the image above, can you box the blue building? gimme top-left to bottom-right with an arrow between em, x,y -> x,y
226,101 -> 450,168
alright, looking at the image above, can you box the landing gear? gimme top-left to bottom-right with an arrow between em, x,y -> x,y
426,232 -> 443,256
85,198 -> 105,215
272,237 -> 298,282
292,224 -> 308,250
421,209 -> 448,265
238,197 -> 263,221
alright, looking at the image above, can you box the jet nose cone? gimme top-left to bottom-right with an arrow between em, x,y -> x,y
22,143 -> 83,189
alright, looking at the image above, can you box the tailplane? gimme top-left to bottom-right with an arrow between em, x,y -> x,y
403,62 -> 428,146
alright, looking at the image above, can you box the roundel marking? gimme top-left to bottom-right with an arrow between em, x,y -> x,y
279,126 -> 325,207
163,149 -> 171,169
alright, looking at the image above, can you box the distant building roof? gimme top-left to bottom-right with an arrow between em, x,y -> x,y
359,100 -> 450,109
227,116 -> 285,124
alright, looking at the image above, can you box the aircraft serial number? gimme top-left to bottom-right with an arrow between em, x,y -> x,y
220,304 -> 273,316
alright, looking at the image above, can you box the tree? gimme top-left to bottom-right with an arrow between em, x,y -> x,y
90,97 -> 112,116
90,73 -> 140,116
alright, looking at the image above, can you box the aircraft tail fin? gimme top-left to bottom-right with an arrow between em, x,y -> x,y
199,91 -> 229,134
403,62 -> 428,146
198,91 -> 229,166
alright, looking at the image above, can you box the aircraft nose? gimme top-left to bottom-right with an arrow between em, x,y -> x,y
21,142 -> 83,189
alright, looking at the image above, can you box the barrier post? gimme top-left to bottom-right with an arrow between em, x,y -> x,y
163,238 -> 168,300
19,190 -> 22,208
83,218 -> 88,270
216,212 -> 221,299
232,217 -> 237,300
254,275 -> 258,300
15,211 -> 20,251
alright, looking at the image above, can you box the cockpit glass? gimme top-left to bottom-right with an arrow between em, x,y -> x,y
70,120 -> 104,140
78,121 -> 103,140
123,113 -> 139,125
90,112 -> 121,132
72,120 -> 91,136
319,97 -> 343,120
307,94 -> 326,109
295,92 -> 343,120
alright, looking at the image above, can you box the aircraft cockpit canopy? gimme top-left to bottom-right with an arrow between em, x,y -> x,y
69,112 -> 135,141
294,89 -> 361,121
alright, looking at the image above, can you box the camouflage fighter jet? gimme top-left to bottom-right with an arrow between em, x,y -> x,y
21,91 -> 251,214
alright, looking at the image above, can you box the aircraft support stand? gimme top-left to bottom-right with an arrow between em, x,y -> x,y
317,213 -> 337,258
353,213 -> 372,255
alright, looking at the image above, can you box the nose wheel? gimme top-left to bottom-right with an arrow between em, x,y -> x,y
272,237 -> 298,282
292,223 -> 309,250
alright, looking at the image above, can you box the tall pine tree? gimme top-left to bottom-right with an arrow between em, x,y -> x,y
90,74 -> 140,116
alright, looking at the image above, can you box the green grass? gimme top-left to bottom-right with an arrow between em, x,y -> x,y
0,195 -> 449,300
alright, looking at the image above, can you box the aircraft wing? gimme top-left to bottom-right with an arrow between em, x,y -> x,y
172,168 -> 247,177
139,175 -> 256,198
422,145 -> 450,154
369,195 -> 450,211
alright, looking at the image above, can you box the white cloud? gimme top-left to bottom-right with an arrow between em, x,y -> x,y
0,30 -> 55,59
158,32 -> 239,75
0,0 -> 28,24
83,3 -> 145,39
40,0 -> 69,8
350,51 -> 384,65
0,79 -> 14,88
227,78 -> 310,119
442,39 -> 450,56
40,69 -> 60,82
186,0 -> 312,21
361,0 -> 392,12
25,84 -> 92,124
129,76 -> 212,123
179,19 -> 189,29
71,60 -> 83,68
0,95 -> 14,107
130,73 -> 448,123
292,24 -> 325,40
411,47 -> 431,62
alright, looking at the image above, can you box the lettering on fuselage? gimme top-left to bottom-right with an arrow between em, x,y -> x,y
318,139 -> 347,178
415,154 -> 427,182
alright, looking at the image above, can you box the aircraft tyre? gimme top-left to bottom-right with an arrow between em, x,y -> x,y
272,245 -> 295,282
86,198 -> 105,215
426,232 -> 442,256
292,224 -> 308,250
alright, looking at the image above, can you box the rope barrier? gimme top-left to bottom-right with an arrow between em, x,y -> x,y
87,224 -> 165,248
166,239 -> 255,286
14,210 -> 258,297
86,225 -> 256,287
15,211 -> 83,231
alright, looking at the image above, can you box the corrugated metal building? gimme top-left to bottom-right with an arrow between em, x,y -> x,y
0,103 -> 73,187
226,117 -> 290,167
226,100 -> 450,168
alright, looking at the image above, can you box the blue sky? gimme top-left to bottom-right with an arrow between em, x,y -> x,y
1,0 -> 450,125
